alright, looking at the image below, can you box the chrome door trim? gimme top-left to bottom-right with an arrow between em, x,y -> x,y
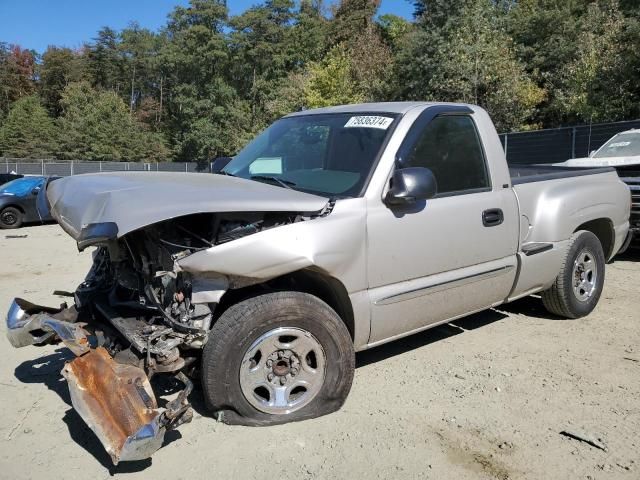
374,265 -> 515,306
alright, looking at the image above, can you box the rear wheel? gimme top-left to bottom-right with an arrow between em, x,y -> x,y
0,206 -> 23,229
542,230 -> 605,318
201,291 -> 355,425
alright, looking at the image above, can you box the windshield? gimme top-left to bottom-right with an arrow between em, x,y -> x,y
594,132 -> 640,158
0,177 -> 44,196
223,113 -> 398,197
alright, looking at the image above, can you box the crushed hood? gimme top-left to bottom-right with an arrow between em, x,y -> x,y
47,171 -> 329,240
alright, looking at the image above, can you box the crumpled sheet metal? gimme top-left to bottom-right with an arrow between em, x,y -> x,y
177,199 -> 368,290
61,347 -> 165,464
41,318 -> 90,356
5,298 -> 74,348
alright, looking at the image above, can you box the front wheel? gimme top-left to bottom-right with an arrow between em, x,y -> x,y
542,230 -> 606,318
201,291 -> 355,426
0,206 -> 23,229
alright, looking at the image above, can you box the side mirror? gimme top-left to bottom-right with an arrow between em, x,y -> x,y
31,187 -> 41,196
211,156 -> 233,173
589,150 -> 596,157
384,167 -> 437,206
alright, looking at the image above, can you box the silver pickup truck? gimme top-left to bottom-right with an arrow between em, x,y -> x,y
5,102 -> 630,464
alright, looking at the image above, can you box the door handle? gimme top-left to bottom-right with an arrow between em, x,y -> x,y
482,208 -> 504,227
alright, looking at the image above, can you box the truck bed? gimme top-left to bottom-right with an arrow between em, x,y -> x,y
509,165 -> 614,185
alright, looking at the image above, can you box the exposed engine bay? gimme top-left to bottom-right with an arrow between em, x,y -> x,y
79,211 -> 308,367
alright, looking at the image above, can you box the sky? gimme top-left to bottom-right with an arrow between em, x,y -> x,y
0,0 -> 415,53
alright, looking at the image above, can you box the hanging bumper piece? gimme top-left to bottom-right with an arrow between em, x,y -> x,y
5,298 -> 193,465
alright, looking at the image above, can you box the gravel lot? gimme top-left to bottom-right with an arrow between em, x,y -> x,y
0,224 -> 638,480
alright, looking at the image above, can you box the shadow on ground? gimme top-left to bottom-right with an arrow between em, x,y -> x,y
14,348 -> 74,404
13,348 -> 181,474
494,295 -> 564,319
356,308 -> 509,368
615,245 -> 640,262
12,291 -> 565,471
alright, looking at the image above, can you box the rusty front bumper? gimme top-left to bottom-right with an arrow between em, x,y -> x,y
5,298 -> 193,465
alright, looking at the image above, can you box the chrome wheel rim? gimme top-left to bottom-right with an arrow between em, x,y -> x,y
572,249 -> 597,302
239,327 -> 326,415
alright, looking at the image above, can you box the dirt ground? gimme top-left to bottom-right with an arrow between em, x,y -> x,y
0,224 -> 638,480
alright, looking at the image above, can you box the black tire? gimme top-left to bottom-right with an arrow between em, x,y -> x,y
0,206 -> 23,229
201,291 -> 355,426
541,230 -> 605,319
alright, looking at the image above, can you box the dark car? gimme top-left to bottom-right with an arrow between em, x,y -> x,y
0,173 -> 23,186
0,176 -> 59,229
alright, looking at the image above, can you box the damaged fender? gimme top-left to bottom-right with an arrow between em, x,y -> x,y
178,199 -> 368,289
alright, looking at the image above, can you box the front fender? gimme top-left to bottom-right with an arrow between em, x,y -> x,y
177,198 -> 368,293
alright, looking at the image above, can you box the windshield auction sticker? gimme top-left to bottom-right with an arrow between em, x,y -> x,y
344,116 -> 394,130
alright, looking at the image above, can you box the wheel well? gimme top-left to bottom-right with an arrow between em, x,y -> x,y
216,269 -> 355,341
575,218 -> 614,259
0,204 -> 24,214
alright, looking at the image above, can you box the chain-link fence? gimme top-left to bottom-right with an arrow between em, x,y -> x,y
499,119 -> 640,165
1,159 -> 207,176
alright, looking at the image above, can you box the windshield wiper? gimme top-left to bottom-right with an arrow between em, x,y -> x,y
250,175 -> 296,190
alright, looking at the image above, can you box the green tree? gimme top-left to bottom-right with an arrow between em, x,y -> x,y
330,0 -> 381,45
395,0 -> 544,131
57,81 -> 168,161
264,71 -> 308,118
348,24 -> 393,101
0,95 -> 58,158
228,0 -> 297,127
161,0 -> 247,159
621,11 -> 640,120
2,0 -> 639,158
0,44 -> 37,119
290,0 -> 329,65
558,1 -> 632,122
507,0 -> 594,125
86,27 -> 125,92
38,46 -> 87,116
303,46 -> 365,108
262,0 -> 330,119
378,14 -> 412,52
120,23 -> 164,119
299,0 -> 392,105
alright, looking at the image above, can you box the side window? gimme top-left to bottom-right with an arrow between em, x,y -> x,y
404,115 -> 489,195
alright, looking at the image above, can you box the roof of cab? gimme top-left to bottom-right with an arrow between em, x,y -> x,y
283,101 -> 474,117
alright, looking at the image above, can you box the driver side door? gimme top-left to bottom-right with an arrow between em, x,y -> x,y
366,111 -> 519,345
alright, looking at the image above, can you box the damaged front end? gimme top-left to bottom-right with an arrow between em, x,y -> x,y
5,206 -> 326,464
